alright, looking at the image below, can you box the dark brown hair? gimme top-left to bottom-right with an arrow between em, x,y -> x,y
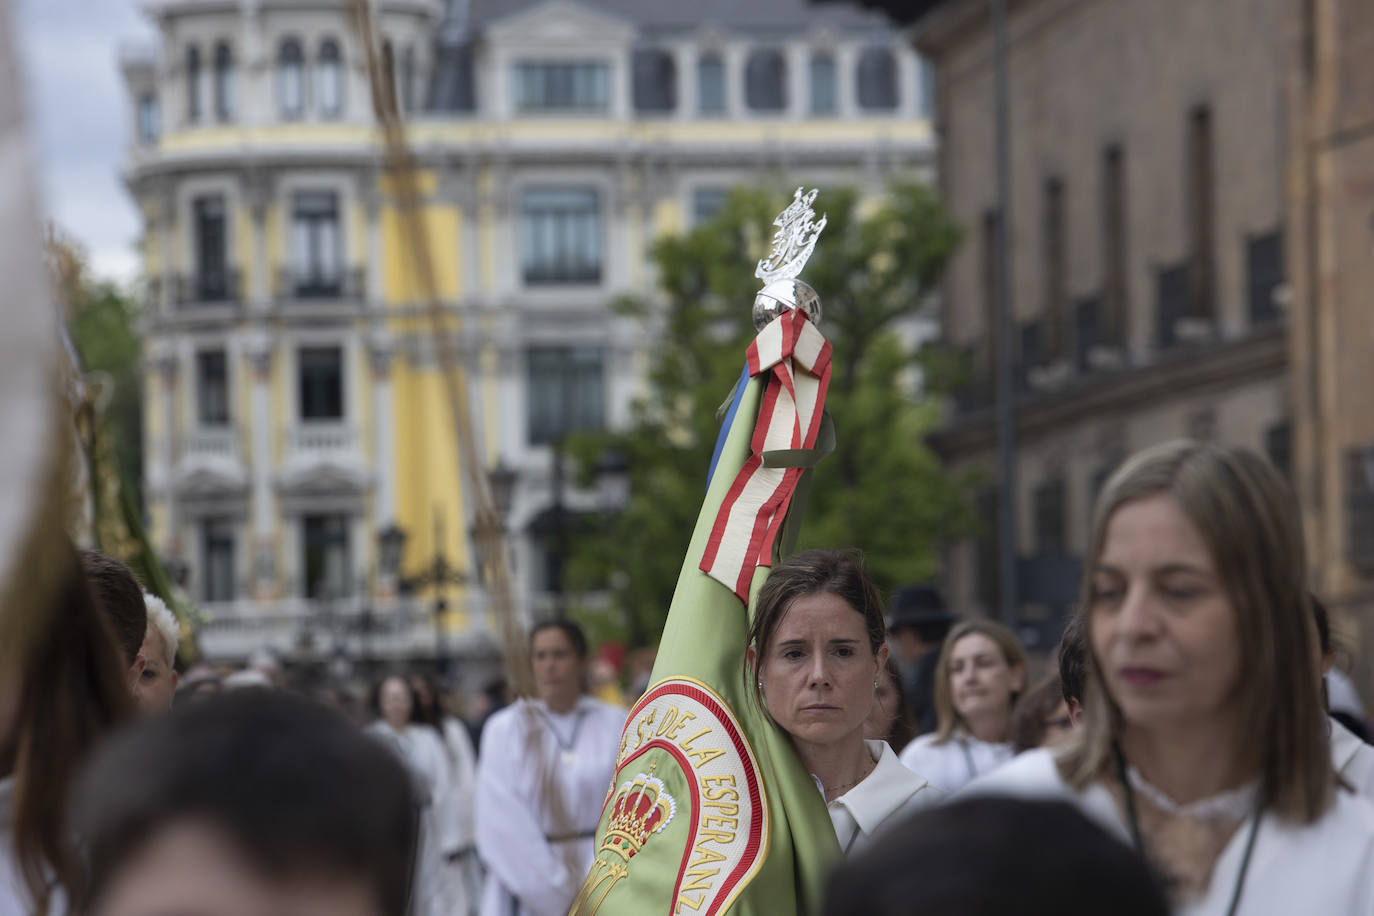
1061,440 -> 1332,823
1010,671 -> 1067,754
79,548 -> 147,667
747,549 -> 886,706
874,656 -> 917,753
5,544 -> 133,914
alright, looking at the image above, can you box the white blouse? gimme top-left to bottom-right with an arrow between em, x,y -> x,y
967,748 -> 1374,916
898,731 -> 1014,794
1331,716 -> 1374,801
818,740 -> 943,856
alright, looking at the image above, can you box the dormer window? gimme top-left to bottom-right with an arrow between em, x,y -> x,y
513,61 -> 609,113
745,50 -> 786,112
214,43 -> 235,122
317,39 -> 344,119
278,38 -> 305,120
632,50 -> 676,113
138,93 -> 159,145
696,53 -> 725,115
809,54 -> 836,115
857,47 -> 898,111
186,46 -> 204,123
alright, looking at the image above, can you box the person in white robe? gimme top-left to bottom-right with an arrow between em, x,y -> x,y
411,674 -> 481,915
746,551 -> 942,858
964,441 -> 1374,915
475,622 -> 624,916
367,676 -> 454,916
898,620 -> 1027,793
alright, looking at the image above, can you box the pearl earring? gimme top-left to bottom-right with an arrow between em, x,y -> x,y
873,680 -> 878,689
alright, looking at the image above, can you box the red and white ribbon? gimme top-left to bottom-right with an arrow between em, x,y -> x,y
700,309 -> 832,601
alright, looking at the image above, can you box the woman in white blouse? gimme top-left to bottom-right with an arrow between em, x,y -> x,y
899,620 -> 1027,792
747,549 -> 941,856
971,441 -> 1374,915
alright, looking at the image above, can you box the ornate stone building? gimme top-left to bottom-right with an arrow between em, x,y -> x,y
122,0 -> 934,669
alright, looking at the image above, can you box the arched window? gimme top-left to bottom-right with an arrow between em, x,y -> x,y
379,39 -> 397,112
696,53 -> 724,115
278,38 -> 305,120
632,49 -> 676,113
744,49 -> 786,112
401,45 -> 416,113
213,42 -> 235,121
186,46 -> 203,123
857,46 -> 898,111
809,53 -> 836,115
317,38 -> 344,118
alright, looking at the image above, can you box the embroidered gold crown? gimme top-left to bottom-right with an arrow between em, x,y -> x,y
599,771 -> 677,862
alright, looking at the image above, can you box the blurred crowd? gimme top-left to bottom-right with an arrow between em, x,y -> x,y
4,440 -> 1374,916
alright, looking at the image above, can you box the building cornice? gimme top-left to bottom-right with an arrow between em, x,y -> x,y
928,324 -> 1289,459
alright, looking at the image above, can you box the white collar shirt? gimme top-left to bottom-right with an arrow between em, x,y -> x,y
817,740 -> 943,856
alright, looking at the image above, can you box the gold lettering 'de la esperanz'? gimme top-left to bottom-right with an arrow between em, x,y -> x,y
571,677 -> 769,916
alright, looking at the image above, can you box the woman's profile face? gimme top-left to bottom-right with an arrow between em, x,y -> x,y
380,677 -> 412,729
862,665 -> 900,743
948,632 -> 1021,725
1088,494 -> 1243,737
755,591 -> 888,752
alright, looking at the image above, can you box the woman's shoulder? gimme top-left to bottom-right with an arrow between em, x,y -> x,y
962,748 -> 1074,799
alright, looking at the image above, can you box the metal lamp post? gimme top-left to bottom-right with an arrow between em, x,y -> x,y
376,507 -> 469,675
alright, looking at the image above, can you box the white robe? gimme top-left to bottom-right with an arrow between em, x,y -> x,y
898,731 -> 1014,794
821,740 -> 943,856
475,697 -> 625,916
437,717 -> 480,916
1331,716 -> 1374,801
367,722 -> 454,916
967,748 -> 1374,915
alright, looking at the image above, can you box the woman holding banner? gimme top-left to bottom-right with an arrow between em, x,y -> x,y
747,549 -> 941,856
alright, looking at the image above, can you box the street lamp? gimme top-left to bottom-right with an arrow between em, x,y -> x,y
376,508 -> 469,674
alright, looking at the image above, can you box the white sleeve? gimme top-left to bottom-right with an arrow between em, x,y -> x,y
474,707 -> 576,916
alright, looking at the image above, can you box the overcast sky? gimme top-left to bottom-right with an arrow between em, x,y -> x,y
13,0 -> 153,286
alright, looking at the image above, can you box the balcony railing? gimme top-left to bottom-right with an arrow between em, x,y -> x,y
286,424 -> 359,455
274,265 -> 367,302
180,427 -> 239,460
150,269 -> 243,307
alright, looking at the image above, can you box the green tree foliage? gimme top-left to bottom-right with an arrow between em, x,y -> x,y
565,184 -> 978,648
54,234 -> 144,507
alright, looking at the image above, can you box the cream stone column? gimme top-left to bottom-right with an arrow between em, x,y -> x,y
244,332 -> 276,595
154,342 -> 180,554
245,170 -> 271,309
369,331 -> 396,527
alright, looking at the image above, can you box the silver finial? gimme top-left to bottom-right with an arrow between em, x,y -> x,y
755,187 -> 828,284
752,188 -> 826,330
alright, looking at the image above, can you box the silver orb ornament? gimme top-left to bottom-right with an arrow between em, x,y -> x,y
752,279 -> 823,330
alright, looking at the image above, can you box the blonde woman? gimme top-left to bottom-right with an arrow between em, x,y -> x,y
898,620 -> 1027,792
972,441 -> 1374,914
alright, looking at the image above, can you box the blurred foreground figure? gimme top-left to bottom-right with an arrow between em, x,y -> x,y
475,621 -> 623,916
973,441 -> 1374,914
72,690 -> 416,916
823,797 -> 1169,916
132,594 -> 179,714
0,545 -> 133,916
410,675 -> 479,915
79,550 -> 148,691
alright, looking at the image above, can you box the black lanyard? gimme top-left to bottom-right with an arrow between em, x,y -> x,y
959,737 -> 978,782
1112,743 -> 1262,916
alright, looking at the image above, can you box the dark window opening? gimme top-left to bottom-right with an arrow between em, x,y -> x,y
1033,476 -> 1067,556
1043,177 -> 1066,360
745,50 -> 786,111
527,346 -> 605,446
202,518 -> 236,602
856,46 -> 898,110
298,346 -> 344,421
632,50 -> 676,112
1102,144 -> 1128,345
1187,105 -> 1215,319
303,514 -> 351,598
213,42 -> 234,122
519,187 -> 601,285
809,54 -> 836,115
197,350 -> 230,425
697,54 -> 725,115
194,195 -> 228,301
290,191 -> 342,297
1247,229 -> 1284,326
